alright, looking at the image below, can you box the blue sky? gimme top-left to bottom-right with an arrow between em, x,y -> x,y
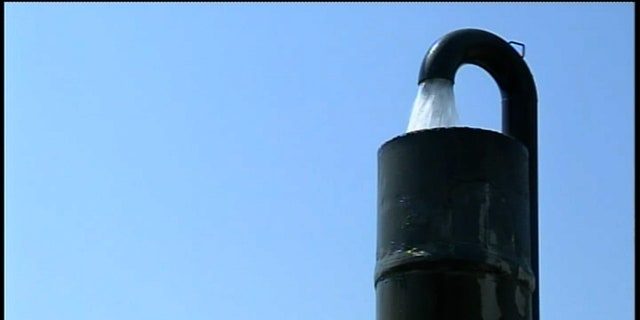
5,3 -> 634,320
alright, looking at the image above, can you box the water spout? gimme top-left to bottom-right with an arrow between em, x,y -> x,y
417,28 -> 537,146
406,79 -> 457,132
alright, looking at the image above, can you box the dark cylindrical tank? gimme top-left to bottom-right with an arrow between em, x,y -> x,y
375,27 -> 538,320
376,127 -> 534,320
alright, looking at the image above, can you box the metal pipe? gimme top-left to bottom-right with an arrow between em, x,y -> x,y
417,29 -> 538,168
419,28 -> 539,320
376,28 -> 538,320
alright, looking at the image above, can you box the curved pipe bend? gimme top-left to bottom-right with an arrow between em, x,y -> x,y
418,28 -> 537,147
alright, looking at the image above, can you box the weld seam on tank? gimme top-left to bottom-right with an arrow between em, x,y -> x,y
375,254 -> 536,290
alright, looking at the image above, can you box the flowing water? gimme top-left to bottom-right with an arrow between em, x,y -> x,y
406,78 -> 458,132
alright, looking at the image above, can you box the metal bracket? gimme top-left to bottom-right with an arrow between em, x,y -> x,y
508,41 -> 526,58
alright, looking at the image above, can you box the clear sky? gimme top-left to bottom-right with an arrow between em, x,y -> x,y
4,3 -> 634,320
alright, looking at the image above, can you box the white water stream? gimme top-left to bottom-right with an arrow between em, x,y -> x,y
406,79 -> 458,132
